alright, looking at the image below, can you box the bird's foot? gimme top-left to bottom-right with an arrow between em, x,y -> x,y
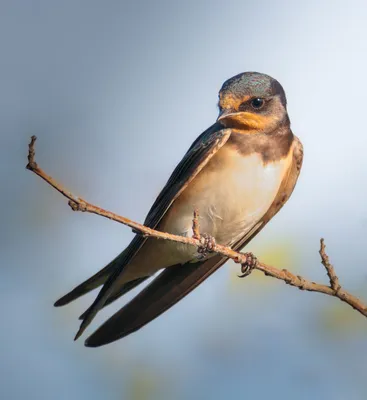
237,252 -> 257,278
197,233 -> 216,259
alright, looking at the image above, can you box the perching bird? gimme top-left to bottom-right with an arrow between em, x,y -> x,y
55,72 -> 303,347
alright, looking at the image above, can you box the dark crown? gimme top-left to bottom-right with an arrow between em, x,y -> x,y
220,72 -> 287,107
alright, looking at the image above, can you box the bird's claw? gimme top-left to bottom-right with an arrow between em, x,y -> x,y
198,233 -> 216,258
237,252 -> 257,278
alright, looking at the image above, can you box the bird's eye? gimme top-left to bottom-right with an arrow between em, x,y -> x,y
251,98 -> 265,109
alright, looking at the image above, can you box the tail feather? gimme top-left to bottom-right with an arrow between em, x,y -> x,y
84,255 -> 227,347
78,276 -> 149,320
54,265 -> 113,307
54,249 -> 130,307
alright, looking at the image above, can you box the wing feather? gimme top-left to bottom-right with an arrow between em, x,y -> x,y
74,123 -> 231,340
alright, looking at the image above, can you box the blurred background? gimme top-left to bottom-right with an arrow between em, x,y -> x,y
1,0 -> 367,399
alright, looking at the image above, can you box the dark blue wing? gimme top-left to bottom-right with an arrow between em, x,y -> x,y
74,122 -> 230,340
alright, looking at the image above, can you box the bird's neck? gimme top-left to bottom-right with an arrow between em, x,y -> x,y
228,120 -> 294,164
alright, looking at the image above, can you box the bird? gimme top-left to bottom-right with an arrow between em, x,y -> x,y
54,71 -> 303,347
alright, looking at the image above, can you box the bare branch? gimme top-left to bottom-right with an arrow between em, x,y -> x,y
26,136 -> 367,319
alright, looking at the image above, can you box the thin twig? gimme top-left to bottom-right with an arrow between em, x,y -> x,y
319,238 -> 340,292
26,136 -> 367,319
192,209 -> 200,239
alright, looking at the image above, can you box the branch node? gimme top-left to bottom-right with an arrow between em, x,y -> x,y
68,200 -> 87,212
297,275 -> 306,290
282,269 -> 294,284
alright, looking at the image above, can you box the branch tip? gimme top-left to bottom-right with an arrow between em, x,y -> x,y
319,238 -> 340,292
26,135 -> 38,170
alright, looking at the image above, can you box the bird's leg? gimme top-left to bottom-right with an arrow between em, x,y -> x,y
237,252 -> 257,278
197,233 -> 216,259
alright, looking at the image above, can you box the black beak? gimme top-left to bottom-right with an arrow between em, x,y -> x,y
217,108 -> 237,122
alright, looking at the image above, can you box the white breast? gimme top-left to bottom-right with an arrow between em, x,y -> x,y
161,145 -> 291,252
124,144 -> 293,279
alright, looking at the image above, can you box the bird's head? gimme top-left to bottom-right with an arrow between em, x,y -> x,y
217,72 -> 289,134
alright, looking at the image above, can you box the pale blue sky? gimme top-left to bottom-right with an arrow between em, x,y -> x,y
2,1 -> 367,399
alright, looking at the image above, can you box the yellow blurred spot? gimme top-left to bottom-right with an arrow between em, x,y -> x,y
227,237 -> 300,294
128,365 -> 162,400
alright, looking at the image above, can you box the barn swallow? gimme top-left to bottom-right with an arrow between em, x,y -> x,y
55,72 -> 303,347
